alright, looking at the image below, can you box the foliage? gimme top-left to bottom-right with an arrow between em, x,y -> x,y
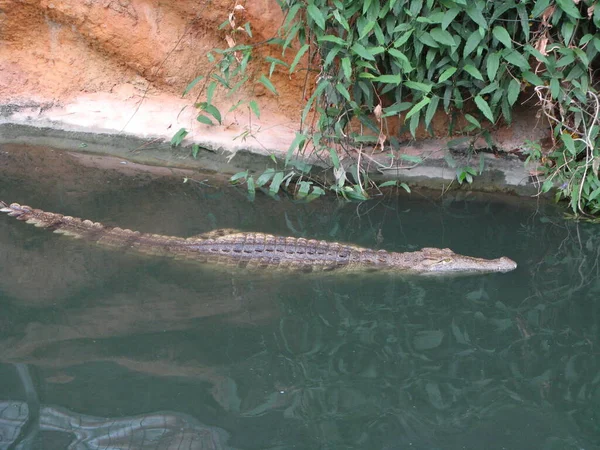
178,0 -> 599,212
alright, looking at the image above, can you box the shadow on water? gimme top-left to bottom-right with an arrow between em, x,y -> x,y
0,144 -> 598,449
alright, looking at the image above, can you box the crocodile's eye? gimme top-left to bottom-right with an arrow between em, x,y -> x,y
432,258 -> 452,265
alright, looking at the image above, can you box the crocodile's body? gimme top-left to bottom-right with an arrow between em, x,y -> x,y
0,201 -> 517,275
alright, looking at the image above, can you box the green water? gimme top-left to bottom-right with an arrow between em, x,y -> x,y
0,169 -> 599,449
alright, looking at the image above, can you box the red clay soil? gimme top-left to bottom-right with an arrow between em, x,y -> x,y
0,0 -> 310,150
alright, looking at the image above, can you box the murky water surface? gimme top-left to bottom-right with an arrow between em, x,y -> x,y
0,144 -> 598,449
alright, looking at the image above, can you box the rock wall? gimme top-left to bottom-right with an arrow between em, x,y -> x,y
0,0 -> 305,151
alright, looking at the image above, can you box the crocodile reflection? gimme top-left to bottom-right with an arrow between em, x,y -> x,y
0,401 -> 234,449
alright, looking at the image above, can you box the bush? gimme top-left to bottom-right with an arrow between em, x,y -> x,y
182,1 -> 600,213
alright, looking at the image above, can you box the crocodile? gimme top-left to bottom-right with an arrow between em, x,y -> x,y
0,201 -> 517,275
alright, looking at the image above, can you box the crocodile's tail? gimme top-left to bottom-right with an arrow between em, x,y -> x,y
0,201 -> 178,255
1,201 -> 106,237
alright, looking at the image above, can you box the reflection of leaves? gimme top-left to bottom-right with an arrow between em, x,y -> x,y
425,382 -> 446,410
242,391 -> 285,417
465,286 -> 489,302
254,218 -> 600,447
490,318 -> 513,332
451,319 -> 470,345
413,330 -> 444,350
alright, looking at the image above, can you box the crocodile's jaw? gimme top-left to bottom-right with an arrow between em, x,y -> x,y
423,256 -> 518,275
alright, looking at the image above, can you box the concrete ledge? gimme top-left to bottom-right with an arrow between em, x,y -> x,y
0,118 -> 545,198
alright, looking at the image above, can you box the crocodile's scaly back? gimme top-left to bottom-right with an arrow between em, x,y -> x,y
0,201 -> 377,272
0,201 -> 517,275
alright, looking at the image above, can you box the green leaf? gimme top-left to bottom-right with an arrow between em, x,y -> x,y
296,180 -> 311,198
463,32 -> 483,58
203,104 -> 222,124
211,72 -> 230,89
438,66 -> 457,83
522,46 -> 547,65
182,75 -> 203,97
442,8 -> 460,30
531,0 -> 551,18
523,71 -> 543,86
256,168 -> 275,187
333,9 -> 350,32
336,83 -> 351,101
258,74 -> 278,95
399,182 -> 411,193
206,81 -> 217,105
246,176 -> 255,196
425,95 -> 440,129
556,0 -> 581,18
323,45 -> 342,68
541,178 -> 554,193
560,133 -> 576,156
227,75 -> 249,97
465,114 -> 481,129
474,95 -> 495,122
302,80 -> 329,124
358,16 -> 376,40
375,74 -> 402,84
289,44 -> 309,73
409,111 -> 420,137
170,128 -> 188,147
249,100 -> 260,118
388,48 -> 414,72
502,50 -> 529,70
406,96 -> 431,120
404,80 -> 432,93
196,115 -> 213,125
351,42 -> 376,61
269,171 -> 285,194
230,171 -> 248,183
191,144 -> 199,159
492,26 -> 512,49
307,3 -> 326,29
283,22 -> 301,51
417,31 -> 440,48
379,180 -> 398,188
265,57 -> 289,69
556,52 -> 575,67
588,187 -> 600,202
463,64 -> 484,81
550,77 -> 561,98
359,72 -> 376,79
466,6 -> 487,28
283,3 -> 301,28
329,147 -> 340,169
487,52 -> 500,81
507,79 -> 520,106
228,100 -> 243,112
430,27 -> 456,46
479,82 -> 498,96
244,22 -> 252,37
318,35 -> 347,46
382,102 -> 412,117
286,132 -> 307,164
393,29 -> 414,47
341,57 -> 352,80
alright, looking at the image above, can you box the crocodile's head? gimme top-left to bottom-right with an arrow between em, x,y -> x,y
403,248 -> 517,275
